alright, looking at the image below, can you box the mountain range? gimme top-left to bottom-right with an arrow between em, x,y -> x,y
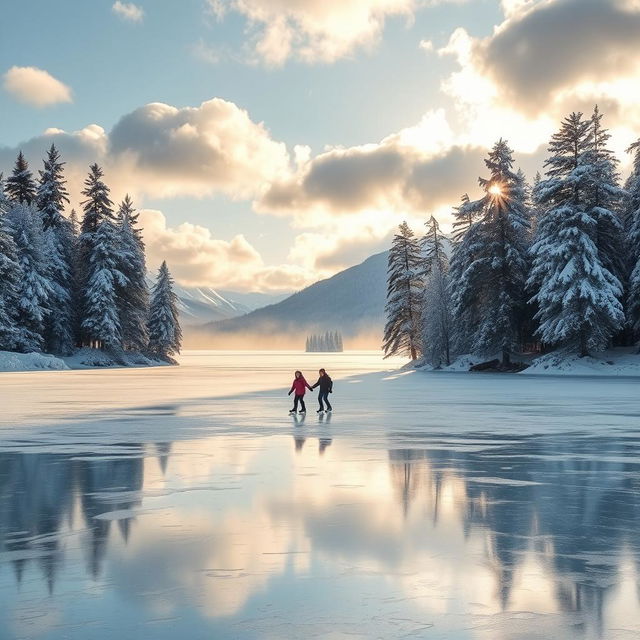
183,251 -> 389,349
174,285 -> 287,326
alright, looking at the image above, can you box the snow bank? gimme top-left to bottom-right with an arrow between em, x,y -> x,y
521,348 -> 640,377
414,348 -> 640,376
0,350 -> 69,372
62,348 -> 172,369
0,348 -> 172,373
414,354 -> 505,372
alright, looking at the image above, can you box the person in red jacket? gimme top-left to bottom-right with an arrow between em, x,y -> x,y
288,370 -> 313,414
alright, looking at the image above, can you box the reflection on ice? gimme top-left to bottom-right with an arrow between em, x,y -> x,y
1,430 -> 640,638
1,353 -> 640,639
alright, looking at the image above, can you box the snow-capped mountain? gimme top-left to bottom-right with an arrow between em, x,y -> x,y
197,251 -> 389,348
170,284 -> 288,326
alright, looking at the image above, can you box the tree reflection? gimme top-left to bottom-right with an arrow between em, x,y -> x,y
387,432 -> 640,630
0,443 -> 167,590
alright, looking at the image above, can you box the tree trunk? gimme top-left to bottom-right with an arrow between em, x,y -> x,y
502,348 -> 510,367
410,346 -> 417,360
579,330 -> 588,358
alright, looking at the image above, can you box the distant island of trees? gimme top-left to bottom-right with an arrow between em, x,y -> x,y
0,145 -> 181,364
306,331 -> 343,352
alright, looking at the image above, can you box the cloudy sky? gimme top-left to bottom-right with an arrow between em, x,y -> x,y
2,0 -> 640,292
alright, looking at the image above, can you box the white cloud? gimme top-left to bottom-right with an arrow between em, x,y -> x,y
432,0 -> 640,168
419,38 -> 434,52
112,1 -> 144,23
208,0 -> 418,65
140,209 -> 313,292
108,99 -> 291,199
0,98 -> 292,202
3,66 -> 72,108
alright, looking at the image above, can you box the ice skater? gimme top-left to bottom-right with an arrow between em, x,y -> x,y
311,368 -> 333,413
288,370 -> 313,414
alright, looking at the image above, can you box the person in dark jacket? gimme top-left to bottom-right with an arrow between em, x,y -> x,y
288,370 -> 313,414
311,368 -> 333,413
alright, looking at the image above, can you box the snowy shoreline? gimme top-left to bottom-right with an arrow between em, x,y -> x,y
413,347 -> 640,377
0,348 -> 173,372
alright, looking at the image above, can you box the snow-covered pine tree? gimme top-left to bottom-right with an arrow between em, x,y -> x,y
81,218 -> 126,350
625,137 -> 640,340
116,195 -> 149,351
467,140 -> 530,366
528,112 -> 624,356
451,194 -> 473,245
148,261 -> 182,360
6,203 -> 53,352
69,208 -> 79,235
383,222 -> 423,359
78,164 -> 117,347
5,151 -> 36,205
422,262 -> 452,368
421,216 -> 453,367
587,106 -> 625,286
448,193 -> 485,354
337,332 -> 343,351
37,144 -> 76,354
0,179 -> 22,350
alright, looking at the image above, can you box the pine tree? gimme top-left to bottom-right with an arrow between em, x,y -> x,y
420,215 -> 448,277
449,194 -> 485,353
588,106 -> 625,286
422,262 -> 453,368
383,222 -> 423,359
625,137 -> 640,339
0,182 -> 21,350
421,215 -> 452,367
528,112 -> 624,356
78,164 -> 116,346
116,195 -> 149,351
5,151 -> 36,205
451,194 -> 475,245
68,209 -> 79,235
37,144 -> 75,354
81,219 -> 126,349
467,140 -> 530,365
148,261 -> 182,360
6,203 -> 52,352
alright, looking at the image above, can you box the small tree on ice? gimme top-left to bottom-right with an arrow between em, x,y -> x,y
148,261 -> 182,360
383,222 -> 422,360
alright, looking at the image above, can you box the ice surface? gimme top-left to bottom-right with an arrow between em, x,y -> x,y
1,351 -> 640,639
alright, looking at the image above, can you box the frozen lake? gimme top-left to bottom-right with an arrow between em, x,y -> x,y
1,351 -> 640,639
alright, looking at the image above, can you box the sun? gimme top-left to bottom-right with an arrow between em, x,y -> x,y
489,184 -> 503,196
